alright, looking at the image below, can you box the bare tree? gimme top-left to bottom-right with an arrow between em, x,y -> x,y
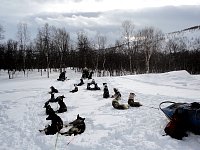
137,27 -> 163,73
77,31 -> 90,68
17,22 -> 30,75
96,34 -> 107,75
0,24 -> 5,40
192,37 -> 200,51
6,39 -> 18,79
121,20 -> 135,73
35,23 -> 52,78
52,27 -> 70,72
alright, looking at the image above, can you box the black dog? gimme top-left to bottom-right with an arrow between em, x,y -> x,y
70,84 -> 78,93
43,102 -> 55,115
49,86 -> 58,94
55,98 -> 67,113
77,78 -> 84,86
60,114 -> 86,136
39,112 -> 63,135
103,83 -> 110,98
47,95 -> 64,104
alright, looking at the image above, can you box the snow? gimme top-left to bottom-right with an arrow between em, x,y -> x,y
0,69 -> 200,150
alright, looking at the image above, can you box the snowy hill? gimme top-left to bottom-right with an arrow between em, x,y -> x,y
165,25 -> 200,50
0,69 -> 200,150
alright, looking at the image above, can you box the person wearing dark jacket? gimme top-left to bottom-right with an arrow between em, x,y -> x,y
57,71 -> 66,81
88,71 -> 94,80
82,67 -> 89,79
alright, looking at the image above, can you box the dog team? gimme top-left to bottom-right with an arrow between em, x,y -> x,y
40,68 -> 142,137
40,86 -> 85,136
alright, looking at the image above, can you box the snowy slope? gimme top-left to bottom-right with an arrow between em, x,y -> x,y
165,26 -> 200,50
0,69 -> 200,150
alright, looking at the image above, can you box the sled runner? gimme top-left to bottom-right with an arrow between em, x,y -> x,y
159,101 -> 200,134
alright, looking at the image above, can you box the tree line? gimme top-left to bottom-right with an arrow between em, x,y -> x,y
0,21 -> 200,79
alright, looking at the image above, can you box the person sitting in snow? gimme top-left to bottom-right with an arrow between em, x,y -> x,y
77,78 -> 84,86
111,88 -> 121,101
103,83 -> 110,98
87,79 -> 100,90
90,79 -> 96,84
70,84 -> 78,93
82,67 -> 89,79
57,71 -> 66,81
88,71 -> 94,80
94,83 -> 100,90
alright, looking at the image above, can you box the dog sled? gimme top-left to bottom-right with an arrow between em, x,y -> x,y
159,101 -> 200,134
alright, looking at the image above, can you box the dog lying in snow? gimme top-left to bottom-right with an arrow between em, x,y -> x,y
128,93 -> 142,107
39,112 -> 63,135
112,99 -> 129,110
60,114 -> 86,136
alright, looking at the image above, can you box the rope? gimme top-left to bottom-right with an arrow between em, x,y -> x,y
142,105 -> 159,110
67,136 -> 76,145
54,124 -> 60,150
54,132 -> 59,150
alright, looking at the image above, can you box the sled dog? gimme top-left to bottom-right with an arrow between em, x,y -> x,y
128,93 -> 142,107
49,86 -> 58,94
60,114 -> 86,136
103,83 -> 110,98
43,102 -> 55,115
112,99 -> 129,110
39,112 -> 63,135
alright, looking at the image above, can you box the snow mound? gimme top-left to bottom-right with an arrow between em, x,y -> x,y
0,69 -> 200,150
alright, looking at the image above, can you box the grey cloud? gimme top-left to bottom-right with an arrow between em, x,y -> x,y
33,0 -> 84,3
132,5 -> 200,32
1,5 -> 200,44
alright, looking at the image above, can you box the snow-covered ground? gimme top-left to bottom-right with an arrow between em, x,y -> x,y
0,69 -> 200,150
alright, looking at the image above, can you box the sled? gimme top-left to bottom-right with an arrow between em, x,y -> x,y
159,101 -> 200,134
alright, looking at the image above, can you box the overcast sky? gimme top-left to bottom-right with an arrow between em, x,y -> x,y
0,0 -> 200,44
